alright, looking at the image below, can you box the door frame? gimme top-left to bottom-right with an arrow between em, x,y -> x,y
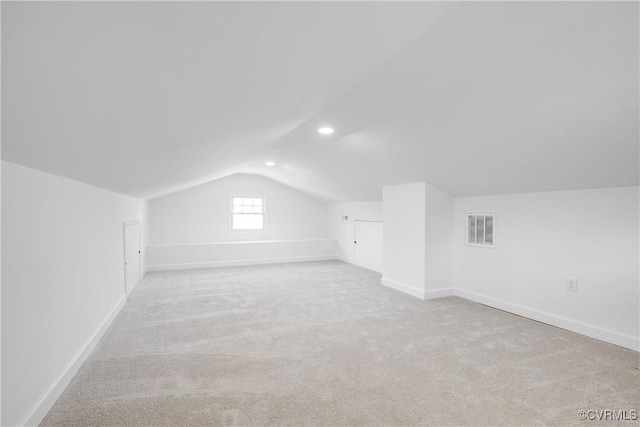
123,220 -> 141,295
353,219 -> 383,270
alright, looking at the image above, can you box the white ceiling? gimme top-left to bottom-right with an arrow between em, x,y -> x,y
3,2 -> 638,202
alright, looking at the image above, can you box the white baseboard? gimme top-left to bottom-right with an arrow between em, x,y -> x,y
381,277 -> 426,299
424,287 -> 456,299
381,277 -> 455,300
146,255 -> 337,272
455,288 -> 639,352
19,295 -> 127,427
335,255 -> 352,264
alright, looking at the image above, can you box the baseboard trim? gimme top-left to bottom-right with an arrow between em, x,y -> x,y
424,287 -> 456,299
381,277 -> 455,300
19,295 -> 127,427
455,288 -> 639,352
146,255 -> 337,272
381,277 -> 425,299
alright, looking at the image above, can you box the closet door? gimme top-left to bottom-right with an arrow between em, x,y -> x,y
124,222 -> 141,295
354,220 -> 383,273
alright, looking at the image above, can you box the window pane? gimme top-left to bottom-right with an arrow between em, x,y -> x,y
232,200 -> 242,212
232,214 -> 264,230
477,215 -> 485,244
485,216 -> 493,245
231,198 -> 264,228
468,215 -> 476,243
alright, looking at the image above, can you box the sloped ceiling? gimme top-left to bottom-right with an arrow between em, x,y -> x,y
2,2 -> 638,202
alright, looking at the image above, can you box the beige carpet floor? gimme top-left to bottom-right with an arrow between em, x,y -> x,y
42,261 -> 639,426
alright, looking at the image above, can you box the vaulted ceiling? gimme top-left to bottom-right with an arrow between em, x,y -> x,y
3,2 -> 638,202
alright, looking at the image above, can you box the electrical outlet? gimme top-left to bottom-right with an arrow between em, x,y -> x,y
566,277 -> 577,292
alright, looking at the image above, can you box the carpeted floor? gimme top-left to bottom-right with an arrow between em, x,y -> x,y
42,261 -> 639,426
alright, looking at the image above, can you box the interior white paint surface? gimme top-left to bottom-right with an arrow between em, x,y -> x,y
146,239 -> 336,272
454,187 -> 640,351
381,183 -> 455,299
3,2 -> 637,202
424,184 -> 455,293
1,3 -> 638,424
149,174 -> 328,244
1,2 -> 453,201
353,221 -> 383,273
327,201 -> 382,263
1,161 -> 147,426
382,183 -> 427,298
0,44 -> 3,422
141,204 -> 149,275
124,222 -> 141,295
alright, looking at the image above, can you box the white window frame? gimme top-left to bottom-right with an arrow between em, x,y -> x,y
229,195 -> 266,233
466,213 -> 496,248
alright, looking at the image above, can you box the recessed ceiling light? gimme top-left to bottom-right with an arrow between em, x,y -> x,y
265,161 -> 275,166
318,127 -> 334,135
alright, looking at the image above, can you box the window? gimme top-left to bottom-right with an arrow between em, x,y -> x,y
231,197 -> 264,230
467,213 -> 495,247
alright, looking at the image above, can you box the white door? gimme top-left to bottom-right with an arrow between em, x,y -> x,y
354,220 -> 383,273
124,222 -> 141,295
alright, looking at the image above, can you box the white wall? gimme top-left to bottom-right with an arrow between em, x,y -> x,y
1,161 -> 148,426
425,183 -> 454,293
147,239 -> 336,271
382,183 -> 427,298
149,173 -> 328,244
381,182 -> 455,299
328,201 -> 382,263
0,105 -> 3,425
454,187 -> 639,351
141,201 -> 150,274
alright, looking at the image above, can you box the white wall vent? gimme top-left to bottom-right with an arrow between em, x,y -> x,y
467,213 -> 495,247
